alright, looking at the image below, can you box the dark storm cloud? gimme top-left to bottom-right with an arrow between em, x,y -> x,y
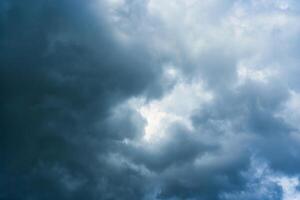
121,78 -> 294,200
122,123 -> 219,172
2,0 -> 300,200
0,0 -> 161,199
221,161 -> 283,200
193,78 -> 300,176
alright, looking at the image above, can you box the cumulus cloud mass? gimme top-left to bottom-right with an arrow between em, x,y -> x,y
1,0 -> 300,199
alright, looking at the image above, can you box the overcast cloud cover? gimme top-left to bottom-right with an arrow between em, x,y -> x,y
1,0 -> 300,199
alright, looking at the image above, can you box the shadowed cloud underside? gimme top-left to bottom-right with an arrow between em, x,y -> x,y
1,0 -> 300,200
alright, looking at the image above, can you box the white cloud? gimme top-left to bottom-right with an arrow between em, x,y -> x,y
129,75 -> 213,142
274,176 -> 300,200
102,0 -> 300,198
277,91 -> 300,130
222,157 -> 300,200
237,62 -> 279,84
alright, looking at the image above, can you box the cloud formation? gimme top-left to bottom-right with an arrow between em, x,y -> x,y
1,0 -> 300,200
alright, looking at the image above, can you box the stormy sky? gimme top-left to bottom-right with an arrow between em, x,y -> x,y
1,0 -> 300,199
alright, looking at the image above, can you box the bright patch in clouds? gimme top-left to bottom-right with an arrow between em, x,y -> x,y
278,91 -> 300,130
129,71 -> 213,142
237,62 -> 279,84
275,176 -> 300,200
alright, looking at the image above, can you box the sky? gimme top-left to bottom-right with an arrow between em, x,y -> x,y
1,0 -> 300,200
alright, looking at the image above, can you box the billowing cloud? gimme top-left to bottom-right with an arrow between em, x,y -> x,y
1,0 -> 300,200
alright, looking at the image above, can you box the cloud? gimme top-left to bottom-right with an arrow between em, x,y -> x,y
0,0 -> 162,199
1,0 -> 300,200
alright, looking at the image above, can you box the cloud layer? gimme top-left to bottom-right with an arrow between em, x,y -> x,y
1,0 -> 300,199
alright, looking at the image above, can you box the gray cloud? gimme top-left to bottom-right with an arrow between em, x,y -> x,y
0,0 -> 161,199
1,0 -> 300,200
